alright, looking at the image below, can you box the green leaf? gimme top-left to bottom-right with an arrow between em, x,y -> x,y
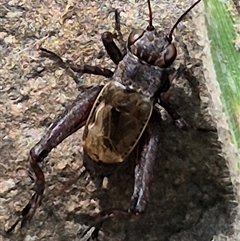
204,0 -> 240,161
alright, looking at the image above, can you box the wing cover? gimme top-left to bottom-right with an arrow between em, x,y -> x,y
83,81 -> 153,163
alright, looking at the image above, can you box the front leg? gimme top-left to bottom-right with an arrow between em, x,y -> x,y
6,85 -> 102,233
101,9 -> 125,65
101,31 -> 123,65
130,111 -> 161,214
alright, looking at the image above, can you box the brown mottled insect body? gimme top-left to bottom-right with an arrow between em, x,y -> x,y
113,51 -> 171,98
83,81 -> 153,164
6,0 -> 202,235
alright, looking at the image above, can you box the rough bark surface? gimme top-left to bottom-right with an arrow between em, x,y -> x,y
0,0 -> 239,241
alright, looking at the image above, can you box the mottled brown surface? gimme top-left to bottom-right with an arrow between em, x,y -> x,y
0,0 -> 239,241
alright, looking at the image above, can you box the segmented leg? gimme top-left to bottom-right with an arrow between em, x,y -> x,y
80,208 -> 132,240
101,31 -> 123,65
130,111 -> 161,213
160,92 -> 188,129
101,9 -> 125,65
6,85 -> 102,233
109,8 -> 122,35
40,48 -> 114,84
158,67 -> 188,129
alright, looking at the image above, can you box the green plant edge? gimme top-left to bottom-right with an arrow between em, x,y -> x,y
204,0 -> 240,163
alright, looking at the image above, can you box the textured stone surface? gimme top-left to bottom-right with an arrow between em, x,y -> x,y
0,0 -> 239,240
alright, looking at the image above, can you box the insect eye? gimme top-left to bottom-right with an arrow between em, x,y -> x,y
163,43 -> 177,67
128,29 -> 145,46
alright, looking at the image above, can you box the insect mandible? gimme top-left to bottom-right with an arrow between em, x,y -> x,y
6,0 -> 202,233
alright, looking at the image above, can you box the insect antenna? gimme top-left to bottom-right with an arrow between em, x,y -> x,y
147,0 -> 154,31
167,0 -> 201,42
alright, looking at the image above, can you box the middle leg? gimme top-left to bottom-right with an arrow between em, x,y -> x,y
40,47 -> 114,85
